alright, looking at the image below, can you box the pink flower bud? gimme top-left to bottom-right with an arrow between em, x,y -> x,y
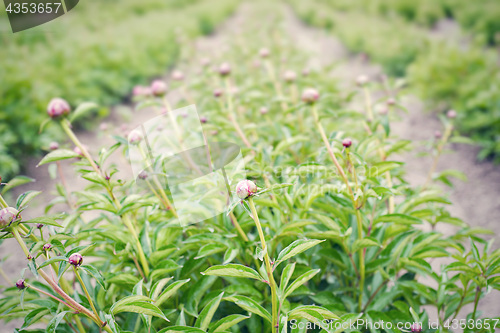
213,89 -> 223,98
301,88 -> 320,104
138,170 -> 148,180
435,130 -> 442,139
171,70 -> 184,81
386,98 -> 396,106
47,98 -> 71,118
36,223 -> 44,229
43,243 -> 52,251
235,180 -> 257,199
128,130 -> 143,145
0,207 -> 19,227
356,75 -> 369,87
73,146 -> 84,157
49,142 -> 59,150
219,63 -> 231,76
302,69 -> 310,77
342,138 -> 352,148
68,253 -> 83,267
200,116 -> 208,124
411,323 -> 422,333
378,106 -> 389,115
259,48 -> 270,58
151,80 -> 168,97
283,70 -> 297,83
260,107 -> 269,115
447,110 -> 457,119
16,279 -> 26,290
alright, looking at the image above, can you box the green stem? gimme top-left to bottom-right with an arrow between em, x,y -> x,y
74,267 -> 100,322
12,227 -> 31,259
248,197 -> 278,331
472,286 -> 481,320
423,123 -> 453,189
0,194 -> 8,208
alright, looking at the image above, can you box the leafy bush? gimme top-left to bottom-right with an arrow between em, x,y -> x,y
1,6 -> 499,331
0,0 -> 239,178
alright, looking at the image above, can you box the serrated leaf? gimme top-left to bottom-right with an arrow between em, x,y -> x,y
202,264 -> 263,282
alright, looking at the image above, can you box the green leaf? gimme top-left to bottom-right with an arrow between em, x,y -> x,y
202,264 -> 263,282
210,314 -> 250,332
367,161 -> 402,178
154,279 -> 190,308
69,102 -> 99,123
195,243 -> 227,260
21,308 -> 50,329
374,214 -> 422,225
158,327 -> 204,333
351,237 -> 381,253
108,274 -> 141,286
80,264 -> 106,290
275,239 -> 324,267
16,191 -> 42,210
287,305 -> 340,323
284,269 -> 320,299
111,296 -> 168,321
224,296 -> 271,323
1,176 -> 35,194
38,256 -> 67,269
195,292 -> 224,331
46,311 -> 69,333
37,149 -> 81,166
21,216 -> 64,228
279,263 -> 296,293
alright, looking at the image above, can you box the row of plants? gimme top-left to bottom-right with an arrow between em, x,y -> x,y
288,0 -> 500,163
1,2 -> 499,332
0,0 -> 239,178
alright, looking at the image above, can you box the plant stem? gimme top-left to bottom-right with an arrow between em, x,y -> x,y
472,286 -> 481,320
74,267 -> 100,322
29,284 -> 74,309
0,193 -> 8,208
355,208 -> 365,311
12,227 -> 31,259
423,123 -> 453,189
248,197 -> 278,331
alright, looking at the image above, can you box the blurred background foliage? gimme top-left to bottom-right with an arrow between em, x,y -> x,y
0,0 -> 238,178
289,0 -> 500,162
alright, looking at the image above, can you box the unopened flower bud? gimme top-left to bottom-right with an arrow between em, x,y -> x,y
356,75 -> 369,87
411,323 -> 422,333
283,70 -> 297,83
302,69 -> 310,77
47,98 -> 71,118
235,180 -> 257,199
68,253 -> 83,267
213,89 -> 223,98
342,138 -> 352,148
378,106 -> 388,115
447,109 -> 457,119
138,170 -> 148,180
36,223 -> 44,229
259,48 -> 270,58
0,207 -> 19,227
301,88 -> 320,104
49,142 -> 59,150
435,130 -> 442,139
128,130 -> 143,145
200,116 -> 208,124
151,80 -> 168,97
171,70 -> 184,81
386,98 -> 396,106
260,107 -> 269,115
16,279 -> 26,290
219,63 -> 231,76
43,243 -> 52,251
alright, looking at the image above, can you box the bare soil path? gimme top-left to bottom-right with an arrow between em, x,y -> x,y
2,2 -> 499,330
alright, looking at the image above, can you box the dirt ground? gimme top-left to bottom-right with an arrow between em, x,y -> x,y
2,2 -> 499,330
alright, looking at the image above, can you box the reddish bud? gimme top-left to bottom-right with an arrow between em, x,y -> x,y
128,130 -> 143,145
200,116 -> 208,124
218,63 -> 231,76
138,170 -> 148,180
301,88 -> 320,104
411,323 -> 422,333
213,89 -> 223,98
447,109 -> 457,119
16,279 -> 26,290
342,138 -> 352,148
43,243 -> 52,251
73,146 -> 84,157
235,180 -> 258,199
0,207 -> 19,227
36,223 -> 44,229
47,98 -> 71,118
151,80 -> 168,97
49,142 -> 59,150
386,98 -> 396,106
68,253 -> 83,267
260,107 -> 269,115
356,75 -> 369,87
434,130 -> 442,139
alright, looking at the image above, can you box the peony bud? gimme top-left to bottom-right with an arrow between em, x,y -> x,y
47,98 -> 71,118
301,88 -> 320,104
36,223 -> 43,229
0,207 -> 19,227
342,138 -> 352,148
68,253 -> 83,267
410,323 -> 422,333
386,98 -> 396,106
128,130 -> 143,145
259,48 -> 270,58
219,63 -> 231,76
151,80 -> 168,97
213,89 -> 223,98
200,116 -> 208,124
302,68 -> 310,77
283,70 -> 297,83
43,243 -> 52,251
235,180 -> 257,200
49,142 -> 59,150
378,106 -> 388,115
435,130 -> 442,139
171,70 -> 184,81
447,109 -> 457,119
260,107 -> 269,115
138,170 -> 148,180
16,279 -> 26,290
356,75 -> 369,87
